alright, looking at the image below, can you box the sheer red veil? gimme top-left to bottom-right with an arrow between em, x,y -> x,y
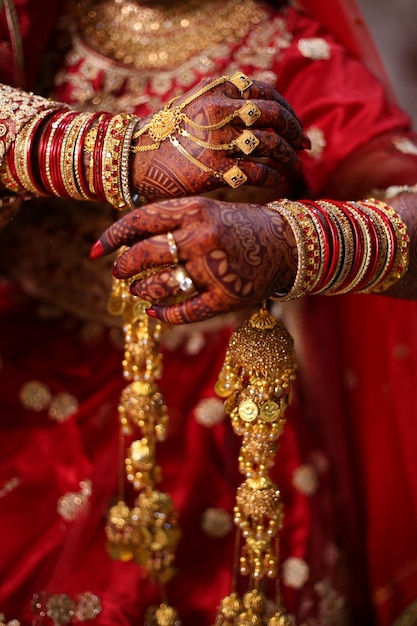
285,0 -> 394,96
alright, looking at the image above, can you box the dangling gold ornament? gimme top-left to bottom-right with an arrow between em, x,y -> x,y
214,305 -> 297,625
105,268 -> 181,618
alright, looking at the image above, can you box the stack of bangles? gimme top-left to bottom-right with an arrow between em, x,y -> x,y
0,107 -> 141,210
266,198 -> 409,298
0,72 -> 263,206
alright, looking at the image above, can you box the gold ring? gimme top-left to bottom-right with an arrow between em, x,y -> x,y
236,102 -> 261,127
228,71 -> 253,94
166,231 -> 179,264
234,130 -> 260,155
173,265 -> 196,294
223,165 -> 247,189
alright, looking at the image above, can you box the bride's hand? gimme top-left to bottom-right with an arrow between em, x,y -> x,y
91,196 -> 297,324
130,73 -> 308,200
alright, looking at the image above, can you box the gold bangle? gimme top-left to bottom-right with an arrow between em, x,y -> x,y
353,201 -> 390,292
266,199 -> 321,300
13,109 -> 53,196
120,116 -> 141,210
61,113 -> 92,201
316,200 -> 355,295
101,113 -> 136,209
360,198 -> 409,293
329,201 -> 373,294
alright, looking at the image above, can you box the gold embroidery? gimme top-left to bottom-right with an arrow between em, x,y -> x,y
57,479 -> 92,521
31,592 -> 102,624
48,392 -> 79,422
282,556 -> 310,589
201,507 -> 233,538
52,8 -> 291,114
194,397 -> 225,427
291,463 -> 319,496
0,84 -> 64,168
297,37 -> 331,60
392,136 -> 417,156
19,380 -> 52,411
75,0 -> 266,71
0,477 -> 21,499
305,126 -> 327,159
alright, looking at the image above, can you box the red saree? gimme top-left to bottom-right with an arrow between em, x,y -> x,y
1,1 -> 417,625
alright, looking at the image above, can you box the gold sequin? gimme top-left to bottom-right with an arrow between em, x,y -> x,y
291,464 -> 319,496
297,37 -> 331,60
19,381 -> 52,411
57,479 -> 92,521
282,556 -> 310,589
305,126 -> 327,159
194,397 -> 225,427
201,507 -> 233,538
75,593 -> 102,622
392,136 -> 417,156
0,477 -> 21,499
48,392 -> 79,422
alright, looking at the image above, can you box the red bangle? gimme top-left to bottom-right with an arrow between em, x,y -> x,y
92,114 -> 113,202
22,110 -> 57,195
303,200 -> 334,293
48,111 -> 79,198
37,110 -> 67,195
75,112 -> 104,200
329,201 -> 365,293
348,202 -> 380,291
360,200 -> 397,286
314,200 -> 343,292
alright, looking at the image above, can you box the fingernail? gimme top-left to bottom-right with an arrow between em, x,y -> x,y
89,240 -> 105,260
146,307 -> 158,319
302,135 -> 311,149
112,265 -> 122,278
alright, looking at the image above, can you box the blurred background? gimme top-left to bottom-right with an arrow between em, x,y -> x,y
358,0 -> 417,125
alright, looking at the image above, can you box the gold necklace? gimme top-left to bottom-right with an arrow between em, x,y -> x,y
75,0 -> 266,71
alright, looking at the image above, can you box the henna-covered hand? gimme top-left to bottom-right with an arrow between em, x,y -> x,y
130,75 -> 309,200
91,196 -> 297,324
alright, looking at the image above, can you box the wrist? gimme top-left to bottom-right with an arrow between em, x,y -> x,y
266,197 -> 409,300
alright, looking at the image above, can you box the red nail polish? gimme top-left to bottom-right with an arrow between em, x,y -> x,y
146,307 -> 158,319
89,240 -> 105,260
112,265 -> 122,278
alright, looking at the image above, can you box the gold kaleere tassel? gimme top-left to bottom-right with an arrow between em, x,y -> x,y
214,304 -> 297,625
105,269 -> 181,626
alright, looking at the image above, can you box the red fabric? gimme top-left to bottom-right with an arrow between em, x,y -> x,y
0,283 -> 342,625
0,0 -> 60,88
1,2 -> 417,625
296,0 -> 394,95
291,293 -> 417,624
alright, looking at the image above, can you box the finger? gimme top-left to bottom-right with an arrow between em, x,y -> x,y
236,160 -> 282,188
146,289 -> 233,325
130,264 -> 199,302
233,129 -> 301,169
223,76 -> 298,117
115,233 -> 184,278
94,197 -> 196,256
233,100 -> 304,149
